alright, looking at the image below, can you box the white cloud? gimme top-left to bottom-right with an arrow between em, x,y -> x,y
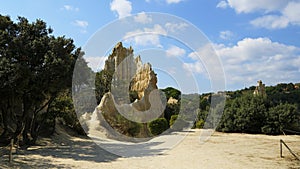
282,1 -> 300,26
185,44 -> 223,79
110,0 -> 132,19
63,5 -> 79,12
216,1 -> 229,9
166,45 -> 186,57
250,15 -> 289,29
183,61 -> 206,75
219,30 -> 234,40
124,24 -> 167,47
225,0 -> 288,14
85,56 -> 107,71
165,22 -> 188,33
215,37 -> 300,86
74,20 -> 88,28
219,0 -> 300,29
166,0 -> 184,4
184,38 -> 300,88
134,12 -> 152,24
124,22 -> 189,47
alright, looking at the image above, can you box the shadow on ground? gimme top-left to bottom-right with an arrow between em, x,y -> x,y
0,136 -> 119,169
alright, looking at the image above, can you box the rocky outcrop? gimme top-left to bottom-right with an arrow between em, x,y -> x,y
104,42 -> 134,75
101,42 -> 159,106
98,92 -> 117,116
253,80 -> 266,97
130,61 -> 158,99
94,42 -> 163,138
167,97 -> 178,104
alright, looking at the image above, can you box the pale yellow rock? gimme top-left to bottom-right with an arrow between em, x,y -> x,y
99,42 -> 161,122
253,80 -> 266,97
167,97 -> 178,104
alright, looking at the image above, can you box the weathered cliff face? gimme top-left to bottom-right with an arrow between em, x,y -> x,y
104,42 -> 134,74
96,42 -> 163,138
102,42 -> 158,104
130,61 -> 158,99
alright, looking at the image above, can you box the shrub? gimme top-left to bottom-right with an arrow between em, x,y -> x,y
148,118 -> 169,136
195,119 -> 205,129
169,115 -> 178,126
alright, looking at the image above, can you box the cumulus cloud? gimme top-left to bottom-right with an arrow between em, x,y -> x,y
166,0 -> 184,4
218,0 -> 300,29
166,45 -> 186,57
215,37 -> 300,86
110,0 -> 132,19
183,37 -> 300,88
134,12 -> 152,24
124,24 -> 167,47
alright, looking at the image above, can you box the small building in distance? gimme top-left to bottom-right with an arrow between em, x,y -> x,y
253,80 -> 266,97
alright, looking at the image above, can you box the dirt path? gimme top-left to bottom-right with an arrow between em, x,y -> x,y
1,129 -> 299,169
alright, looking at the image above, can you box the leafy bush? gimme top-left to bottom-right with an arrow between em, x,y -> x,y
148,118 -> 169,135
164,103 -> 180,125
49,91 -> 86,135
169,115 -> 178,126
195,119 -> 205,129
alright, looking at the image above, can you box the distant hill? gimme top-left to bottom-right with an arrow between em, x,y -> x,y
194,82 -> 300,135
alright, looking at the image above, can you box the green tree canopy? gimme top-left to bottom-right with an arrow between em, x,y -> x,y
0,15 -> 88,145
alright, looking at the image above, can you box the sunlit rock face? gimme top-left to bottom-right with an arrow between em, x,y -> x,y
94,42 -> 164,138
101,41 -> 159,107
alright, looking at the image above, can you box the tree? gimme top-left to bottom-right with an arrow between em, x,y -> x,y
217,94 -> 266,133
95,70 -> 113,104
262,103 -> 298,135
0,15 -> 86,145
161,87 -> 181,101
163,103 -> 180,125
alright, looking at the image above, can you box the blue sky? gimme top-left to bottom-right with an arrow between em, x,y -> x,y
1,0 -> 300,93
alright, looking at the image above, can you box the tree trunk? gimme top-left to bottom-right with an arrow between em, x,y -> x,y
12,120 -> 24,145
0,102 -> 13,145
22,116 -> 31,145
140,123 -> 151,137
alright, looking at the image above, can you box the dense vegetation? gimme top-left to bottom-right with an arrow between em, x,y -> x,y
195,83 -> 300,135
0,15 -> 89,146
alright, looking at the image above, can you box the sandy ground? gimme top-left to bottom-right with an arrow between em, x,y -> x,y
1,129 -> 300,169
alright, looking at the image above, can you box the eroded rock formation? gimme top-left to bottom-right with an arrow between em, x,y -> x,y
253,80 -> 266,97
95,42 -> 163,138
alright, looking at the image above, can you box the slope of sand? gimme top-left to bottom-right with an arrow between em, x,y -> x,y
1,129 -> 300,169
